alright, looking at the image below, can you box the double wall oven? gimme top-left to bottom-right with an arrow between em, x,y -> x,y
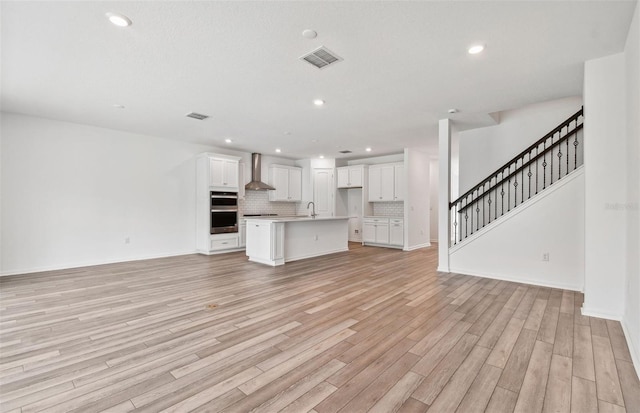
210,191 -> 238,234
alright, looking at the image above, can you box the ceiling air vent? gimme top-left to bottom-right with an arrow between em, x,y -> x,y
300,46 -> 343,69
185,112 -> 209,120
339,150 -> 352,154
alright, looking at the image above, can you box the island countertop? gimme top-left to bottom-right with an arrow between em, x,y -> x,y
243,215 -> 349,223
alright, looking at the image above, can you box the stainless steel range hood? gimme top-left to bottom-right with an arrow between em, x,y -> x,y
245,153 -> 275,191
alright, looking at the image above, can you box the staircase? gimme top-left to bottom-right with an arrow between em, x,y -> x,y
449,108 -> 584,246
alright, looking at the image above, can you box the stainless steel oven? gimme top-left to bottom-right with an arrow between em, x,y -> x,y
210,191 -> 238,234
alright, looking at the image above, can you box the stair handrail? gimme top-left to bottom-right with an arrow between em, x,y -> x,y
454,123 -> 583,213
450,108 -> 583,209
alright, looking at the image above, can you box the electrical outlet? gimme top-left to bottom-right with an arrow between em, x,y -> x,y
355,229 -> 359,234
314,235 -> 318,241
542,252 -> 550,261
125,237 -> 130,244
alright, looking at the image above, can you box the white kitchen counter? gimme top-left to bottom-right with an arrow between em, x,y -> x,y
245,216 -> 349,266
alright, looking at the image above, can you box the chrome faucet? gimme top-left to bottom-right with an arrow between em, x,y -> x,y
307,201 -> 317,218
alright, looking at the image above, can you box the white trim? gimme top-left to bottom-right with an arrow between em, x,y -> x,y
450,266 -> 583,291
581,306 -> 623,321
403,242 -> 431,251
285,247 -> 349,263
0,250 -> 198,277
620,319 -> 640,380
196,248 -> 245,256
450,166 -> 584,254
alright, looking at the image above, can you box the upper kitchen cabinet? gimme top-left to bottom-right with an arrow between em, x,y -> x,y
269,165 -> 302,202
336,165 -> 366,188
393,164 -> 404,201
197,153 -> 241,192
208,154 -> 240,191
368,163 -> 404,202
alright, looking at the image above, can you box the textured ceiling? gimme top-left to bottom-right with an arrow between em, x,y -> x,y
1,1 -> 636,159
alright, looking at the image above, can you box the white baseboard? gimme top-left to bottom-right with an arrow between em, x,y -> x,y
0,250 -> 198,277
620,319 -> 640,380
580,306 -> 623,321
449,267 -> 583,291
403,242 -> 431,251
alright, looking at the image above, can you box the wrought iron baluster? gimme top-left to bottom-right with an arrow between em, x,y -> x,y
452,203 -> 458,245
574,132 -> 579,169
487,179 -> 492,224
566,134 -> 569,177
464,196 -> 469,239
470,191 -> 474,235
535,146 -> 539,195
550,134 -> 554,184
543,141 -> 547,189
495,173 -> 499,219
508,170 -> 512,212
527,151 -> 532,200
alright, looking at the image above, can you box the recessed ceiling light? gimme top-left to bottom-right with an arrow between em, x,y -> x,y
275,148 -> 282,153
365,147 -> 372,152
112,104 -> 125,109
313,99 -> 325,106
319,155 -> 325,159
284,131 -> 291,135
224,138 -> 232,144
468,44 -> 485,54
106,12 -> 132,27
448,108 -> 458,114
302,29 -> 317,39
311,139 -> 318,143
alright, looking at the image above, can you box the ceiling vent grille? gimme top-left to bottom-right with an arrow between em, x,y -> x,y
339,150 -> 352,154
185,112 -> 209,120
300,46 -> 343,69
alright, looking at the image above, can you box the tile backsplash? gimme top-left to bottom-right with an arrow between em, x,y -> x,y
372,202 -> 404,217
240,191 -> 298,216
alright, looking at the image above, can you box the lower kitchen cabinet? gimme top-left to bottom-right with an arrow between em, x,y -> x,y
209,233 -> 239,251
363,217 -> 403,249
389,218 -> 404,246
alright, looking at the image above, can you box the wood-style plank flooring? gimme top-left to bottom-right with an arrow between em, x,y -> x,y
1,244 -> 638,412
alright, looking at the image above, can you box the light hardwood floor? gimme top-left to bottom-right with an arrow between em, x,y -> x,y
1,244 -> 638,412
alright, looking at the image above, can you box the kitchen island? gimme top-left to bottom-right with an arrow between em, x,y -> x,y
245,216 -> 349,266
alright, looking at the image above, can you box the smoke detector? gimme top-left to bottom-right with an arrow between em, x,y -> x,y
300,46 -> 343,69
185,112 -> 209,120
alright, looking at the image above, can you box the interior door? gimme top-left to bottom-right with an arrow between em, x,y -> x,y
313,168 -> 334,217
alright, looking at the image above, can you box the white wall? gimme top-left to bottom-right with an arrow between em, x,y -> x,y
429,159 -> 439,242
0,113 -> 294,275
458,96 -> 583,195
583,53 -> 628,320
450,169 -> 585,291
404,148 -> 430,250
623,2 -> 640,375
347,153 -> 404,166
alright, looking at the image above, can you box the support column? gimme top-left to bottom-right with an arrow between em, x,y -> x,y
438,119 -> 451,273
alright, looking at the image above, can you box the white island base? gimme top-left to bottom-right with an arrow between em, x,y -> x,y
245,216 -> 349,266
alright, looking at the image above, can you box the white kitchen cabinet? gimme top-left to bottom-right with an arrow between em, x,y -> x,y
363,217 -> 389,244
363,217 -> 403,249
239,219 -> 247,247
209,156 -> 239,191
196,153 -> 242,255
337,165 -> 365,188
393,164 -> 404,201
368,163 -> 403,202
389,218 -> 404,246
209,233 -> 239,251
245,220 -> 285,265
269,165 -> 302,202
